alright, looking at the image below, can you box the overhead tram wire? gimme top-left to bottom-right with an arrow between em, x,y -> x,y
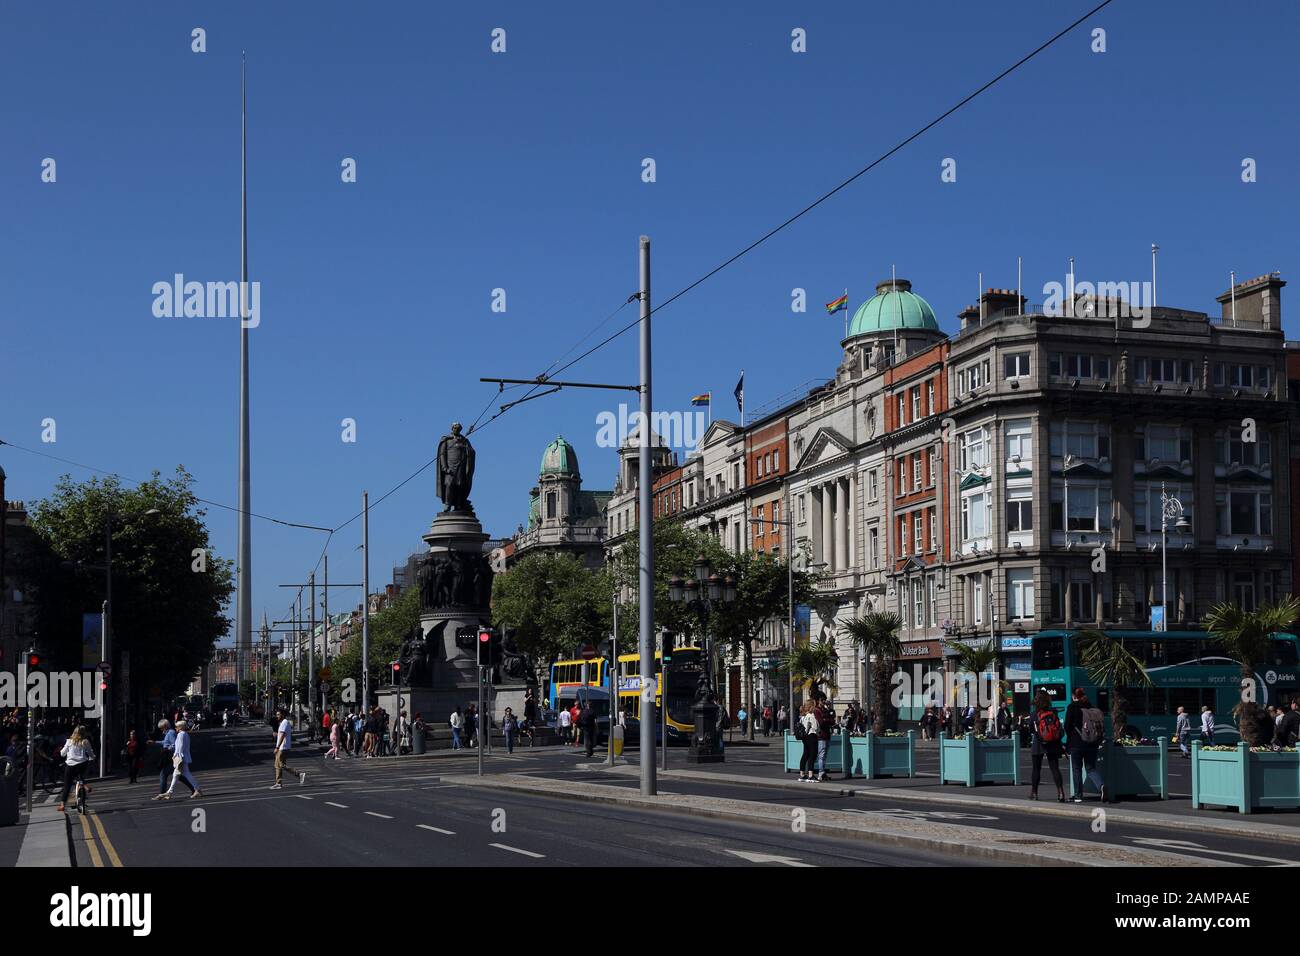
465,0 -> 1118,420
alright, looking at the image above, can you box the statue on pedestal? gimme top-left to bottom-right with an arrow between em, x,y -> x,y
436,422 -> 475,513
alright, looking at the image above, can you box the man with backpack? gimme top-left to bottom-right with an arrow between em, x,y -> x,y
1065,688 -> 1107,803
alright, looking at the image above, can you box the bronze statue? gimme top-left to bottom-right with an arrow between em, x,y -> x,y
436,422 -> 475,513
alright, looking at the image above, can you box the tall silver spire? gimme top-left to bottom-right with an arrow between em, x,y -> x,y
236,53 -> 253,682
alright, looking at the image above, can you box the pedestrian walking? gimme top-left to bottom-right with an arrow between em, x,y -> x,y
569,702 -> 582,748
1065,689 -> 1106,803
557,703 -> 572,744
450,706 -> 464,749
154,719 -> 195,797
762,703 -> 773,737
158,720 -> 202,800
124,730 -> 143,784
813,694 -> 832,782
1175,706 -> 1191,757
1200,705 -> 1216,746
737,705 -> 748,737
579,700 -> 598,757
1028,691 -> 1065,802
325,715 -> 341,759
796,701 -> 818,781
270,708 -> 307,790
503,707 -> 518,754
776,704 -> 787,735
466,704 -> 479,749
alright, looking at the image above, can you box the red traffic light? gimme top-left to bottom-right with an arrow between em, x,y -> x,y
27,653 -> 41,668
479,631 -> 491,643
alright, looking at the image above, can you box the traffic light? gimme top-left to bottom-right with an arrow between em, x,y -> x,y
477,628 -> 493,666
662,632 -> 675,664
391,661 -> 401,681
26,650 -> 42,669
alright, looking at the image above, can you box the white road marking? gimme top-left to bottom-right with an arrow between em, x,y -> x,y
365,811 -> 394,819
725,849 -> 814,866
295,795 -> 313,800
417,824 -> 456,835
325,802 -> 349,809
1131,837 -> 1297,866
490,843 -> 544,859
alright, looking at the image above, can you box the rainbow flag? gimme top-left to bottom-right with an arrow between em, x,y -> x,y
691,393 -> 711,406
825,293 -> 848,315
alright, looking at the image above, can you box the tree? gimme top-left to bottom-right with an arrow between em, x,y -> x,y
331,586 -> 420,707
943,639 -> 998,734
1206,596 -> 1300,745
779,638 -> 839,699
23,469 -> 233,727
491,553 -> 611,686
1077,629 -> 1151,739
842,612 -> 903,734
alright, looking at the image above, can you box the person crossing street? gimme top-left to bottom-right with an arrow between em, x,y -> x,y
271,708 -> 307,789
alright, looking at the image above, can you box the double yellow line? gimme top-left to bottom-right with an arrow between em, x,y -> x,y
75,810 -> 123,867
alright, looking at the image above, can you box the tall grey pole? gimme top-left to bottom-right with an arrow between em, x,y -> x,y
362,491 -> 370,712
787,503 -> 795,737
1160,481 -> 1168,623
477,666 -> 485,776
236,52 -> 253,690
99,505 -> 112,778
637,235 -> 656,796
291,600 -> 300,732
322,554 -> 330,729
308,572 -> 316,737
607,593 -> 618,766
98,599 -> 108,779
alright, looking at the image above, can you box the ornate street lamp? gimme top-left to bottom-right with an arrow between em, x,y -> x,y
1158,481 -> 1192,629
668,555 -> 735,763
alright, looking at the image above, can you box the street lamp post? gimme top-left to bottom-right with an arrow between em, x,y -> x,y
668,555 -> 736,763
1158,481 -> 1191,628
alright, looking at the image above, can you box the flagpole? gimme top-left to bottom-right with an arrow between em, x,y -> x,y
891,264 -> 900,360
843,287 -> 849,339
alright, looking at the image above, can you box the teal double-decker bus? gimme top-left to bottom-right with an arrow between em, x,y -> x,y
1029,629 -> 1300,741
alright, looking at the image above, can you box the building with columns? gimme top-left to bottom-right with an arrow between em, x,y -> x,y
603,270 -> 1297,724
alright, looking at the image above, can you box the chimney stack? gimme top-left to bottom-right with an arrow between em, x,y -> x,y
1217,273 -> 1284,329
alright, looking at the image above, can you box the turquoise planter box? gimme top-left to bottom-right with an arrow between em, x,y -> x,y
1190,741 -> 1300,814
783,730 -> 847,774
939,732 -> 1020,786
846,731 -> 916,779
1069,739 -> 1168,800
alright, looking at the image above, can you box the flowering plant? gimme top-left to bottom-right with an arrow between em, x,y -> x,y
1114,737 -> 1156,746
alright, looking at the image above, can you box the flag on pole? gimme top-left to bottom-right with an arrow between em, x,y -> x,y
690,393 -> 711,407
734,371 -> 744,418
825,293 -> 848,315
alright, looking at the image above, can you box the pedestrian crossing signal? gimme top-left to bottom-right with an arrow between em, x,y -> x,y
27,651 -> 42,669
478,629 -> 493,666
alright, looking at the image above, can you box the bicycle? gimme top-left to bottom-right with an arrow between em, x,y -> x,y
74,775 -> 89,815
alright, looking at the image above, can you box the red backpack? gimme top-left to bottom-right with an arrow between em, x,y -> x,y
1036,709 -> 1063,744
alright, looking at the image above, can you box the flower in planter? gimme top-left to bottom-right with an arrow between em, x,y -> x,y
1254,745 -> 1298,753
1201,745 -> 1239,752
1115,737 -> 1156,746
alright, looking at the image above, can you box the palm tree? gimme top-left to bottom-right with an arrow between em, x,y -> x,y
943,639 -> 998,734
1206,596 -> 1300,746
779,638 -> 839,700
1077,629 -> 1151,739
842,612 -> 903,734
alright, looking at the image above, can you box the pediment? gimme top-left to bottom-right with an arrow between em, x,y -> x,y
795,427 -> 853,470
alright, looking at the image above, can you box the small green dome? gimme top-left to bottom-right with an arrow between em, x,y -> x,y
847,279 -> 938,336
540,436 -> 580,477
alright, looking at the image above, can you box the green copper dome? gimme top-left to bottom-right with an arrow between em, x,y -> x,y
847,279 -> 938,336
540,435 -> 580,477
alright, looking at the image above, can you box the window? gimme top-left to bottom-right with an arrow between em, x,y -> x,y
1033,635 -> 1065,670
773,449 -> 780,472
1066,354 -> 1092,379
914,512 -> 924,554
1004,352 -> 1031,378
912,387 -> 921,421
898,517 -> 908,557
734,463 -> 741,488
1233,572 -> 1256,611
1135,425 -> 1191,464
1049,482 -> 1111,533
1049,353 -> 1061,377
1048,570 -> 1065,621
765,453 -> 772,475
546,491 -> 557,520
799,494 -> 806,523
973,576 -> 985,626
1213,362 -> 1225,387
1006,419 -> 1032,462
868,469 -> 879,502
1231,364 -> 1254,388
928,448 -> 938,485
961,490 -> 990,540
896,457 -> 907,496
1228,491 -> 1273,536
929,509 -> 938,552
1218,428 -> 1271,467
1006,489 -> 1033,532
1134,484 -> 1193,534
1050,421 -> 1110,460
926,381 -> 935,416
754,507 -> 764,536
868,527 -> 880,569
959,427 -> 989,471
1007,568 -> 1034,620
912,454 -> 922,489
1069,579 -> 1095,621
1067,486 -> 1098,531
913,580 -> 924,629
928,577 -> 938,627
897,394 -> 906,424
957,360 -> 991,394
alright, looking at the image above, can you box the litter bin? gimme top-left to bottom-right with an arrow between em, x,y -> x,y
412,726 -> 426,755
0,757 -> 20,826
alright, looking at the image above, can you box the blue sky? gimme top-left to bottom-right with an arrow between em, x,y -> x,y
2,0 -> 1297,645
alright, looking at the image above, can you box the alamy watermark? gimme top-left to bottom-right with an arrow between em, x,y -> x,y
595,403 -> 708,450
890,665 -> 999,711
1042,274 -> 1151,328
0,667 -> 103,717
152,274 -> 260,328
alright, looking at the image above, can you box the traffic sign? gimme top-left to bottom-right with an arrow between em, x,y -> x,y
318,666 -> 333,682
579,643 -> 598,661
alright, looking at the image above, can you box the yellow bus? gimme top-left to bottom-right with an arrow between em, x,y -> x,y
614,646 -> 702,745
547,658 -> 607,710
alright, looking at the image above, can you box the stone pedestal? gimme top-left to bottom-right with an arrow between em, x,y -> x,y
420,510 -> 492,686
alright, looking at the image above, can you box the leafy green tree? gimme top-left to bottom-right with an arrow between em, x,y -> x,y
492,553 -> 609,684
779,638 -> 838,698
331,586 -> 420,706
943,639 -> 998,734
23,469 -> 233,725
1077,629 -> 1151,739
842,611 -> 903,734
1206,597 -> 1300,745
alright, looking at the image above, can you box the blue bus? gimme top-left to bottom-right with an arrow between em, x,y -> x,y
1029,629 -> 1300,741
